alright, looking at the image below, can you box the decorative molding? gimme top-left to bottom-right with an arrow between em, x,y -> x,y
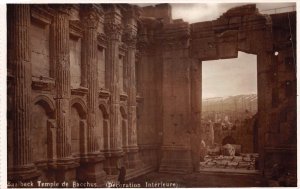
119,43 -> 128,56
32,76 -> 55,91
71,87 -> 88,96
99,89 -> 110,99
97,33 -> 108,48
136,95 -> 143,103
120,93 -> 128,101
69,20 -> 83,38
31,5 -> 55,25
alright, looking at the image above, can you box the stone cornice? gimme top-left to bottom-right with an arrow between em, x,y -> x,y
49,4 -> 72,15
32,76 -> 55,91
31,5 -> 55,25
71,87 -> 88,96
69,20 -> 83,38
99,89 -> 110,99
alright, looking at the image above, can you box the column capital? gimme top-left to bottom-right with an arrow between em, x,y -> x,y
81,4 -> 104,29
122,6 -> 140,48
104,5 -> 123,40
104,22 -> 123,40
122,5 -> 141,20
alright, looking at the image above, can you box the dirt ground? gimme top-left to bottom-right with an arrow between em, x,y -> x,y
128,171 -> 268,187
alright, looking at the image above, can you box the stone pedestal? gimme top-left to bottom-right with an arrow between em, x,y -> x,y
159,146 -> 193,173
48,159 -> 79,186
77,155 -> 107,186
103,151 -> 124,175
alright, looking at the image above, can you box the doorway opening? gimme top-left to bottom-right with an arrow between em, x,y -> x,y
199,51 -> 259,172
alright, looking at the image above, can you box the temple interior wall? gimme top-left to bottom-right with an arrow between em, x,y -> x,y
7,4 -> 297,185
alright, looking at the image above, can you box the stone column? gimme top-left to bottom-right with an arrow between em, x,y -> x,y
257,51 -> 273,175
78,5 -> 106,185
7,4 -> 40,181
190,59 -> 202,171
53,7 -> 71,159
50,5 -> 77,183
104,5 -> 123,175
81,5 -> 101,156
123,7 -> 142,169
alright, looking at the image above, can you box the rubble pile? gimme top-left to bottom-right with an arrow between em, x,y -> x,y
199,153 -> 259,170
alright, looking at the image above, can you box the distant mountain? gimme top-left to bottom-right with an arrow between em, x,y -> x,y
202,94 -> 257,113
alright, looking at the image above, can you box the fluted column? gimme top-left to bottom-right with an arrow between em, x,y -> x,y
7,5 -> 39,180
75,6 -> 107,185
104,6 -> 123,154
52,6 -> 72,159
103,5 -> 123,175
127,45 -> 137,147
81,5 -> 102,155
123,6 -> 142,169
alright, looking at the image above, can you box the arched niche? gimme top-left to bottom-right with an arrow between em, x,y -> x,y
70,98 -> 87,156
31,95 -> 55,163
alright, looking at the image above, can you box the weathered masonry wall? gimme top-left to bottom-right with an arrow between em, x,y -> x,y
7,3 -> 296,186
7,4 -> 152,186
139,3 -> 296,178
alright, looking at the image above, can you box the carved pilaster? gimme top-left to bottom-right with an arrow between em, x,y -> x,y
123,6 -> 143,169
7,4 -> 39,181
81,4 -> 103,155
102,5 -> 124,174
77,5 -> 107,185
104,5 -> 123,153
51,5 -> 72,159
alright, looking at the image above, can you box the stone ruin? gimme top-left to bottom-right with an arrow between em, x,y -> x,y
7,3 -> 296,187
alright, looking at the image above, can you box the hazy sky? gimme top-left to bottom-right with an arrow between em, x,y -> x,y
171,3 -> 296,23
202,52 -> 257,99
137,3 -> 295,98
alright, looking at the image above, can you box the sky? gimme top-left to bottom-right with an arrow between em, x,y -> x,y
138,2 -> 295,98
202,52 -> 257,99
171,3 -> 296,23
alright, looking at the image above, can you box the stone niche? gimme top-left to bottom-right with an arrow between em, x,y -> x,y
97,46 -> 106,89
70,36 -> 82,89
30,19 -> 50,78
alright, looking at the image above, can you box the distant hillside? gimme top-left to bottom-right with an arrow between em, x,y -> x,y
202,94 -> 257,113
